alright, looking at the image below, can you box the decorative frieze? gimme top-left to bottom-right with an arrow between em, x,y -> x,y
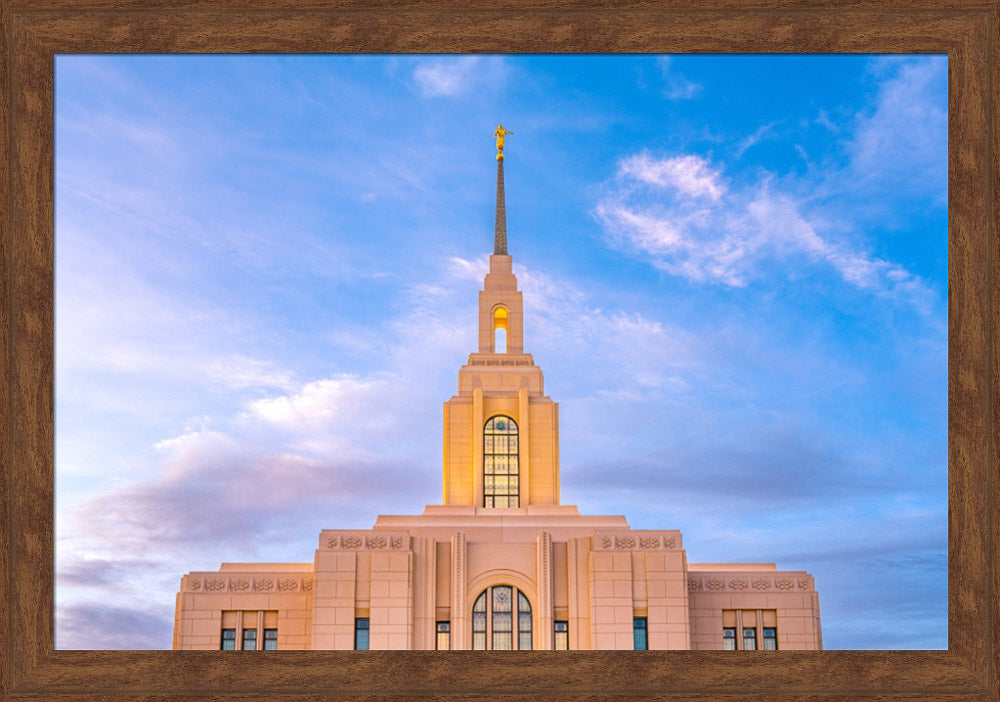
324,532 -> 410,550
469,358 -> 532,366
185,575 -> 313,593
687,574 -> 815,593
593,532 -> 680,550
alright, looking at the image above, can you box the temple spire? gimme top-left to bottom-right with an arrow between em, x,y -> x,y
493,124 -> 513,255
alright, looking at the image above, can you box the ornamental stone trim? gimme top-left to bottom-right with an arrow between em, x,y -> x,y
685,575 -> 814,594
253,578 -> 275,592
277,578 -> 298,592
594,532 -> 679,550
324,532 -> 410,550
615,535 -> 636,549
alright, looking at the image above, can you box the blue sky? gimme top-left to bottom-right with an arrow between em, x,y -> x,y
54,54 -> 947,650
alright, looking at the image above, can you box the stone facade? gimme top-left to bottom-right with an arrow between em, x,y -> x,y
173,156 -> 821,652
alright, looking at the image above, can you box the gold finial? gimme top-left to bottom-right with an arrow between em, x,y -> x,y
494,124 -> 513,160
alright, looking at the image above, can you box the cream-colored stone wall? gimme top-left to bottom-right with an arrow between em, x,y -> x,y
687,568 -> 822,650
174,524 -> 819,651
174,566 -> 313,650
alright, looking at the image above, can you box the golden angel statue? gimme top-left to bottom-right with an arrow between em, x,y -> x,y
494,124 -> 514,157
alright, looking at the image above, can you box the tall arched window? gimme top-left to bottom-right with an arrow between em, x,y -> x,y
472,585 -> 532,650
493,306 -> 508,353
484,415 -> 518,508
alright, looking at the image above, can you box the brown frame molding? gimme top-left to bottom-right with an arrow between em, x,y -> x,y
1,2 -> 996,699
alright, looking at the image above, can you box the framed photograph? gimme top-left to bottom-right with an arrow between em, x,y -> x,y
2,2 -> 995,700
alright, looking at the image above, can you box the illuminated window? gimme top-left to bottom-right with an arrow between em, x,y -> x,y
471,585 -> 532,650
722,627 -> 737,650
483,415 -> 519,508
263,628 -> 278,650
742,627 -> 757,651
554,621 -> 569,650
220,628 -> 236,651
493,306 -> 508,353
241,628 -> 257,650
763,627 -> 778,650
355,618 -> 369,650
436,622 -> 450,650
633,618 -> 648,650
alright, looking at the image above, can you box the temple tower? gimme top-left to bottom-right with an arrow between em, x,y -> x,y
441,126 -> 560,508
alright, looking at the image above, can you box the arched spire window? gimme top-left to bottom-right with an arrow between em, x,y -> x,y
472,585 -> 532,650
493,306 -> 508,353
484,415 -> 518,508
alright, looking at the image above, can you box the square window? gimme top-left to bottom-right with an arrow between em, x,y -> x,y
263,628 -> 278,650
763,627 -> 778,650
723,627 -> 737,650
241,628 -> 257,651
220,628 -> 236,651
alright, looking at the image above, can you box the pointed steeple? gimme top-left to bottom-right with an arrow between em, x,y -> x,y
493,124 -> 513,255
494,158 -> 507,255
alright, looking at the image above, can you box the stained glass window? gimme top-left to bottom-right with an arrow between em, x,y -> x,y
492,585 -> 513,650
484,416 -> 519,508
472,591 -> 487,650
471,585 -> 532,650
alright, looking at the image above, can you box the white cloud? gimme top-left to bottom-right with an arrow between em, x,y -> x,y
595,152 -> 934,306
618,153 -> 725,201
412,56 -> 507,97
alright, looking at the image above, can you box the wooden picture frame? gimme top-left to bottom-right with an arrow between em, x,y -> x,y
1,1 -> 995,699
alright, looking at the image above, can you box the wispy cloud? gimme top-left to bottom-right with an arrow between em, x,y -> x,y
412,56 -> 507,97
734,121 -> 781,158
849,56 -> 947,199
594,151 -> 933,310
657,57 -> 703,100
